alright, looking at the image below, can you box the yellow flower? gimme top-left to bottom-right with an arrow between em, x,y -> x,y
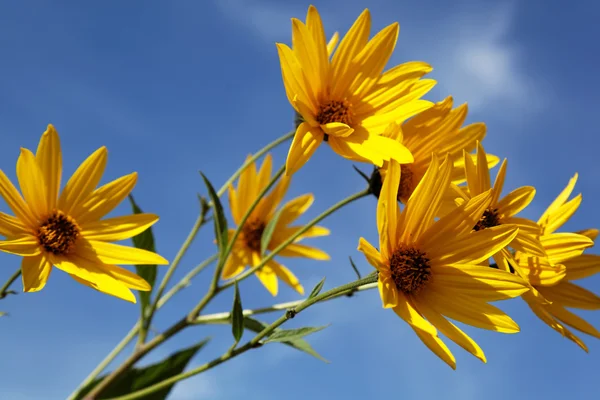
516,174 -> 599,351
223,154 -> 330,296
277,5 -> 435,175
357,157 -> 528,368
378,96 -> 499,203
457,141 -> 546,268
0,125 -> 168,303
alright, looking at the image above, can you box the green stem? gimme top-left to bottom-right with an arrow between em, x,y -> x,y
0,268 -> 21,299
192,281 -> 377,325
221,188 -> 371,290
138,209 -> 209,345
215,131 -> 294,197
105,274 -> 379,400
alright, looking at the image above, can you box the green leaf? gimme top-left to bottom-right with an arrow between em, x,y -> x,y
264,326 -> 328,343
243,317 -> 328,362
231,282 -> 244,344
260,208 -> 283,256
349,256 -> 361,279
75,338 -> 211,400
128,194 -> 157,321
200,173 -> 228,262
308,278 -> 325,300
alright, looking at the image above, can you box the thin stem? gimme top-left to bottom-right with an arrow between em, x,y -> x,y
192,282 -> 378,325
66,324 -> 139,400
221,188 -> 371,290
215,131 -> 294,197
106,274 -> 379,400
139,209 -> 209,345
0,268 -> 21,299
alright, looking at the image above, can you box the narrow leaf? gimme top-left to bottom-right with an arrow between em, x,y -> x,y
308,278 -> 325,299
264,326 -> 328,343
75,338 -> 211,400
231,282 -> 244,344
199,173 -> 228,262
349,256 -> 361,279
260,208 -> 284,256
128,194 -> 157,321
352,165 -> 370,183
243,317 -> 328,362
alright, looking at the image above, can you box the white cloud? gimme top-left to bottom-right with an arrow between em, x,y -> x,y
170,375 -> 217,400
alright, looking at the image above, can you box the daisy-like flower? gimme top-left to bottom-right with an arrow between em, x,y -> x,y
223,154 -> 330,296
456,142 -> 546,268
376,96 -> 499,203
516,174 -> 600,351
277,5 -> 435,175
357,157 -> 528,368
0,125 -> 168,303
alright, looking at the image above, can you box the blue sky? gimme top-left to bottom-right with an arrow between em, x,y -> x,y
0,0 -> 598,399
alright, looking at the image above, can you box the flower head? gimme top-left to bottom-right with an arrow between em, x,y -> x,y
377,96 -> 499,203
223,154 -> 330,296
457,142 -> 546,268
516,174 -> 599,351
277,5 -> 435,175
357,157 -> 528,368
0,125 -> 168,303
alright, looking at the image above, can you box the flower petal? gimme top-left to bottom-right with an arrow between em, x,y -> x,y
509,230 -> 547,257
357,237 -> 386,271
541,233 -> 594,265
0,211 -> 30,238
377,159 -> 399,259
0,236 -> 41,256
539,282 -> 600,310
496,186 -> 536,218
564,254 -> 600,281
285,122 -> 323,176
255,262 -> 278,296
17,148 -> 48,219
275,194 -> 313,228
79,239 -> 169,265
320,122 -> 354,138
21,254 -> 52,292
517,256 -> 566,286
0,169 -> 37,227
411,327 -> 456,370
35,124 -> 62,210
276,243 -> 329,260
538,173 -> 578,227
270,259 -> 304,295
392,293 -> 437,335
378,274 -> 398,308
549,304 -> 600,338
81,213 -> 159,241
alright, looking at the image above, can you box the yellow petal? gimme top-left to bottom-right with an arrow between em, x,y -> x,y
463,148 -> 481,196
0,236 -> 41,256
35,124 -> 62,210
418,301 -> 486,363
255,263 -> 278,296
270,259 -> 304,295
101,264 -> 151,291
542,195 -> 582,235
256,154 -> 273,195
276,243 -> 329,260
222,249 -> 246,280
69,273 -> 137,303
0,211 -> 30,238
81,213 -> 159,241
540,282 -> 600,310
549,304 -> 600,338
490,159 -> 507,205
357,237 -> 386,271
496,186 -> 536,218
256,175 -> 291,218
564,254 -> 600,281
320,122 -> 354,138
428,225 -> 518,265
518,256 -> 566,286
292,18 -> 323,97
79,239 -> 169,265
236,155 -> 258,217
577,228 -> 598,241
377,159 -> 399,259
228,184 -> 241,225
326,32 -> 339,55
541,233 -> 594,265
0,169 -> 37,228
58,146 -> 107,214
501,217 -> 542,235
509,230 -> 547,257
275,43 -> 316,112
276,194 -> 313,228
538,173 -> 578,227
411,327 -> 456,370
424,289 -> 520,333
392,293 -> 437,335
17,148 -> 48,219
378,274 -> 398,308
72,172 -> 137,224
330,9 -> 371,98
21,254 -> 52,292
475,142 -> 491,193
286,122 -> 323,176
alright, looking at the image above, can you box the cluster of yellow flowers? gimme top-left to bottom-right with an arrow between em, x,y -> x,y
0,5 -> 597,370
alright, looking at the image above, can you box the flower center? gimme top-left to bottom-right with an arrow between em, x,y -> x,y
389,245 -> 431,295
316,100 -> 353,125
36,210 -> 81,255
398,165 -> 415,202
243,219 -> 266,252
473,208 -> 501,231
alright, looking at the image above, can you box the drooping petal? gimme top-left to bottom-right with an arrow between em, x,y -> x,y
392,292 -> 437,335
357,237 -> 386,271
21,254 -> 52,292
35,124 -> 62,210
270,259 -> 304,295
58,147 -> 108,214
411,327 -> 456,370
72,172 -> 137,224
255,263 -> 279,296
286,122 -> 324,176
378,274 -> 398,308
81,214 -> 159,241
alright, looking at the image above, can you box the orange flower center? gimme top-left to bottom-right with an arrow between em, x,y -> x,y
398,165 -> 415,202
473,208 -> 500,231
316,100 -> 353,126
243,219 -> 266,252
36,210 -> 81,255
389,245 -> 431,295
